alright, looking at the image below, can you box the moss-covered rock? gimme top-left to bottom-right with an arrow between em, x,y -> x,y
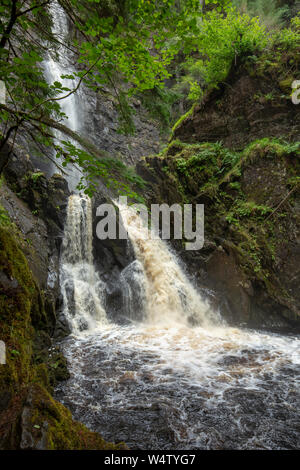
173,40 -> 299,150
0,222 -> 126,449
137,138 -> 300,329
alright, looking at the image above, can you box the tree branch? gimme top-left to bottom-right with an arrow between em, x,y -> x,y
16,0 -> 50,18
0,0 -> 18,50
0,103 -> 112,160
265,184 -> 300,222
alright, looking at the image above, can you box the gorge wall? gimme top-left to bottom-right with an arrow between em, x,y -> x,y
0,23 -> 299,449
137,54 -> 300,330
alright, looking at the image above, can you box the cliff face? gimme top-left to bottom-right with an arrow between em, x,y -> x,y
173,50 -> 300,149
0,145 -> 127,449
0,221 -> 125,450
137,52 -> 300,330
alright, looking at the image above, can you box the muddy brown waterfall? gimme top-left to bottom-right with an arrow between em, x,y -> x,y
46,0 -> 300,451
56,194 -> 300,450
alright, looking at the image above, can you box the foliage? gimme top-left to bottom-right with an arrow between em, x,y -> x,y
0,0 -> 298,195
55,140 -> 146,201
140,86 -> 182,132
0,204 -> 10,226
233,0 -> 290,29
167,3 -> 299,122
196,6 -> 267,89
0,0 -> 227,195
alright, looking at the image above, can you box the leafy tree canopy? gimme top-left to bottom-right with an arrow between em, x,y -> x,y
0,0 -> 229,195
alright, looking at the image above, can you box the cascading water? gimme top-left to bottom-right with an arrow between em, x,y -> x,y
118,204 -> 221,327
43,2 -> 83,190
49,1 -> 300,450
44,2 -> 78,132
56,197 -> 300,450
60,194 -> 107,334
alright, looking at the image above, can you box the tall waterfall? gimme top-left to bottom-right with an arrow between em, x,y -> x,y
60,194 -> 107,334
44,2 -> 78,132
43,2 -> 82,190
51,2 -> 300,452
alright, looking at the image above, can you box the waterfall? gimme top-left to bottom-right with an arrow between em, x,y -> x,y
43,1 -> 82,190
118,204 -> 221,327
60,194 -> 107,334
51,3 -> 300,451
57,198 -> 300,450
45,2 -> 78,132
60,195 -> 220,334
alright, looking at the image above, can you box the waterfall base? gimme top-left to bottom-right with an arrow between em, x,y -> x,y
55,324 -> 300,450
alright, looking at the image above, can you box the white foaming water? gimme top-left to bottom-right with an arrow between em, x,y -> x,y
57,323 -> 300,449
43,2 -> 82,190
118,204 -> 221,327
44,2 -> 78,132
60,194 -> 107,334
57,195 -> 300,449
52,3 -> 300,445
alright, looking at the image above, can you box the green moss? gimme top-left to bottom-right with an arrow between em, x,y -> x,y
241,138 -> 300,167
0,222 -> 126,449
28,384 -> 126,450
0,204 -> 10,226
0,225 -> 37,393
171,103 -> 196,136
143,136 -> 300,315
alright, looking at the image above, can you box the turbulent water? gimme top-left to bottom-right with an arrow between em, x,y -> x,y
48,1 -> 300,451
60,195 -> 107,333
56,195 -> 300,450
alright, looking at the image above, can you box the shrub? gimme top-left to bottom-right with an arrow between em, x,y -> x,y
197,7 -> 267,89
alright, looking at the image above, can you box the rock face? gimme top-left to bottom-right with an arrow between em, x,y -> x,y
0,97 -> 162,447
136,47 -> 300,330
92,193 -> 146,323
137,142 -> 300,330
0,143 -> 128,449
81,86 -> 162,165
1,145 -> 70,331
173,58 -> 300,149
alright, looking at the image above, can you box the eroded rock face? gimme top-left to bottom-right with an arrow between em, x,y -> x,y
92,193 -> 142,322
80,85 -> 162,165
0,156 -> 126,449
137,143 -> 300,330
136,49 -> 300,330
1,148 -> 71,332
173,68 -> 300,150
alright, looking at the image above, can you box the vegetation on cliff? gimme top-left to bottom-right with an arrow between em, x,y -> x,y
0,213 -> 125,449
139,135 -> 300,326
0,0 -> 231,194
0,0 -> 299,450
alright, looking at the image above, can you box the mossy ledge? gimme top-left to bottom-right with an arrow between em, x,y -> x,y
137,138 -> 300,328
0,223 -> 126,450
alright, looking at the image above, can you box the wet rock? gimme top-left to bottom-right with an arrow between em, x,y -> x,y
92,193 -> 143,322
206,246 -> 252,324
0,271 -> 21,295
1,146 -> 71,333
173,68 -> 300,149
81,84 -> 162,166
137,127 -> 300,330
